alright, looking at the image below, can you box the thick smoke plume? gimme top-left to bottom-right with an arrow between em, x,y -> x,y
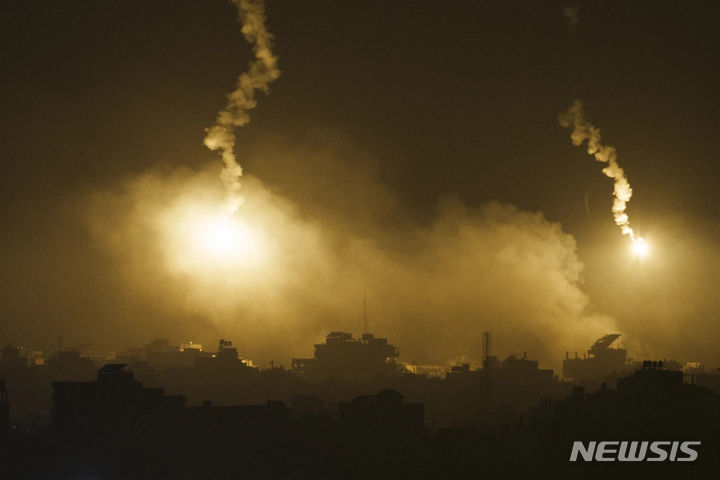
84,163 -> 615,370
559,100 -> 638,242
204,0 -> 280,214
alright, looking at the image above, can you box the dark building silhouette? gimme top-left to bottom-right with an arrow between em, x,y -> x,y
116,338 -> 213,369
616,360 -> 684,394
194,338 -> 254,371
446,353 -> 555,396
52,363 -> 185,432
492,353 -> 555,402
288,394 -> 325,417
1,345 -> 53,424
339,389 -> 424,435
532,359 -> 720,441
184,399 -> 290,442
4,347 -> 716,479
46,350 -> 96,382
0,345 -> 27,371
0,380 -> 8,435
694,368 -> 720,393
562,333 -> 627,383
438,351 -> 562,426
292,332 -> 400,381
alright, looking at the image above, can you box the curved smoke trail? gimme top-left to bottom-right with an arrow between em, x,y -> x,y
559,100 -> 639,242
204,0 -> 281,214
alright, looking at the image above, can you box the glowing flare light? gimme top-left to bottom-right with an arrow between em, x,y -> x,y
167,207 -> 268,274
195,215 -> 259,260
632,237 -> 649,258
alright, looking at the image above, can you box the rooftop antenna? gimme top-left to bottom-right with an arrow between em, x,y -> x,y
482,331 -> 491,370
482,330 -> 492,408
363,291 -> 368,335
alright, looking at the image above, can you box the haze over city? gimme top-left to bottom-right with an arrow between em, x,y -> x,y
2,0 -> 720,371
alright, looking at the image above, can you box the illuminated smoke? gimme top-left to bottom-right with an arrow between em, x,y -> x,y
559,100 -> 639,242
204,0 -> 281,214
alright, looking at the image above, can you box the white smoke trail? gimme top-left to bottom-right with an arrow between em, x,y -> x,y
204,0 -> 281,214
559,100 -> 639,242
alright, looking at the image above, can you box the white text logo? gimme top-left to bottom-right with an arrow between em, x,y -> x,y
569,441 -> 700,462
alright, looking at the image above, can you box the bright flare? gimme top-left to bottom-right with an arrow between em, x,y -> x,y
192,214 -> 264,265
167,207 -> 268,274
196,216 -> 255,259
632,237 -> 649,257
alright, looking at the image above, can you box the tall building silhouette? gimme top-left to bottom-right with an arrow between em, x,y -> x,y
563,334 -> 627,383
0,380 -> 9,435
52,364 -> 185,432
292,332 -> 400,381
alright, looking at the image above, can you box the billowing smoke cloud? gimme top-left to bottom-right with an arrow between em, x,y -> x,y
204,0 -> 280,214
559,100 -> 640,243
84,164 -> 614,370
77,3 -> 614,370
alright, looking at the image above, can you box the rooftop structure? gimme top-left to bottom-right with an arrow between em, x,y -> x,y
52,364 -> 185,431
617,360 -> 684,393
194,339 -> 256,372
292,332 -> 399,381
445,351 -> 557,411
562,334 -> 627,383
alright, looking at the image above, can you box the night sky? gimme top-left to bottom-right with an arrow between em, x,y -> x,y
2,1 -> 719,368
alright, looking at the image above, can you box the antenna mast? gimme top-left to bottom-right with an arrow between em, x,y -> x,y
482,331 -> 491,370
482,330 -> 492,408
363,291 -> 368,334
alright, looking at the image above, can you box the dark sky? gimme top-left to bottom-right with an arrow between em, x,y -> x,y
1,0 -> 719,366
